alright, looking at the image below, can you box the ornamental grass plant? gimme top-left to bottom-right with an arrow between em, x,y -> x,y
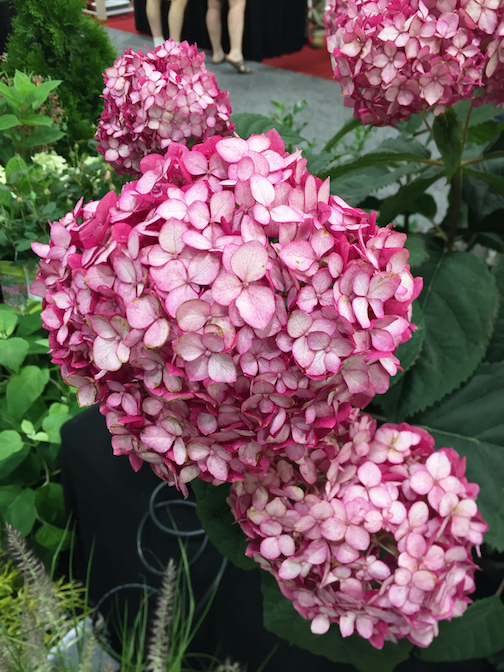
0,525 -> 246,672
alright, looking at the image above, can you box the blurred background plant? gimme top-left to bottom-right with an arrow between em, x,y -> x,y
0,146 -> 129,270
2,0 -> 117,150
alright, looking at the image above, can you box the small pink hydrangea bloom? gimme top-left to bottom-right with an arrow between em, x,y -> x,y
95,40 -> 235,175
228,411 -> 488,649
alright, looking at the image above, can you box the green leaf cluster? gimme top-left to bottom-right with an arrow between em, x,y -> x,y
0,303 -> 82,562
0,70 -> 65,163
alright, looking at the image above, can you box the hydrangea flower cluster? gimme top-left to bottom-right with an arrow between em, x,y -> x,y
325,0 -> 504,125
31,130 -> 421,491
228,409 -> 488,648
95,41 -> 234,176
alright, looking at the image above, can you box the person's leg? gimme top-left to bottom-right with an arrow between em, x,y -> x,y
146,0 -> 164,47
206,0 -> 226,63
226,0 -> 251,72
168,0 -> 189,43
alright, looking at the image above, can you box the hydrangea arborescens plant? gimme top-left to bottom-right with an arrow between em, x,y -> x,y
31,130 -> 422,492
325,0 -> 504,124
95,40 -> 235,175
229,409 -> 488,648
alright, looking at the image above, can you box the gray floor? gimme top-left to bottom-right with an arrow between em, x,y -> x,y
105,27 -> 354,148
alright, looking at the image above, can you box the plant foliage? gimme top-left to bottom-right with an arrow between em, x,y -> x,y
3,0 -> 117,147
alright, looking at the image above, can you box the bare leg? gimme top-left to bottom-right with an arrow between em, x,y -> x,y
226,0 -> 251,72
168,0 -> 188,43
227,0 -> 246,62
146,0 -> 164,44
206,0 -> 226,63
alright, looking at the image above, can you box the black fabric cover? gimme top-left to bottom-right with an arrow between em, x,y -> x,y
60,407 -> 495,672
132,0 -> 307,61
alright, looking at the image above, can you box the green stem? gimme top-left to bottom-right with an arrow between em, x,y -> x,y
446,168 -> 463,248
496,574 -> 504,598
461,104 -> 473,149
421,111 -> 433,135
462,149 -> 504,166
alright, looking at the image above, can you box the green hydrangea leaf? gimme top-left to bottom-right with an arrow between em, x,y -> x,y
432,108 -> 463,182
416,596 -> 504,661
0,484 -> 22,516
413,362 -> 504,550
230,113 -> 304,149
486,255 -> 504,363
192,480 -> 256,571
0,305 -> 18,337
0,337 -> 29,372
35,523 -> 70,551
6,365 -> 50,420
4,488 -> 36,537
377,247 -> 498,421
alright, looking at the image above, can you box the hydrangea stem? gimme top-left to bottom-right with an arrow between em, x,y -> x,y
446,168 -> 463,249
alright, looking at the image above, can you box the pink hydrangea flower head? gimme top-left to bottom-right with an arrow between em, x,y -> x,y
228,410 -> 488,648
325,0 -> 504,124
32,131 -> 421,491
95,40 -> 235,175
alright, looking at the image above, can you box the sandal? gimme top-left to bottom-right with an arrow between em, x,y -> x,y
226,57 -> 252,74
212,55 -> 226,64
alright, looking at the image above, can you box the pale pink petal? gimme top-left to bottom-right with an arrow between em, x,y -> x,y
231,241 -> 269,282
280,241 -> 317,273
93,337 -> 122,371
207,453 -> 229,481
250,173 -> 275,207
144,318 -> 170,348
175,333 -> 206,361
208,353 -> 237,383
176,299 -> 210,331
235,285 -> 275,329
212,273 -> 243,306
311,614 -> 330,635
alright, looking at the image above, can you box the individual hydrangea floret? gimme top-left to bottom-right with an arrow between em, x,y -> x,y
95,40 -> 235,175
32,131 -> 421,491
228,410 -> 488,648
325,0 -> 504,125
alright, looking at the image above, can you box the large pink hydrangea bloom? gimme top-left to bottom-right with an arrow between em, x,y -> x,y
229,409 -> 488,649
95,41 -> 235,175
31,131 -> 421,491
325,0 -> 504,125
